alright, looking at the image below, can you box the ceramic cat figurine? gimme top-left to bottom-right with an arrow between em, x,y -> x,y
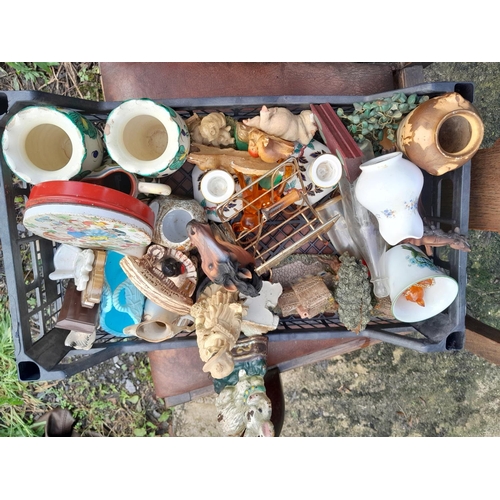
243,106 -> 318,145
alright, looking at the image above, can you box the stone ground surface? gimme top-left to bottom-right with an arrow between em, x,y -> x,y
170,62 -> 500,437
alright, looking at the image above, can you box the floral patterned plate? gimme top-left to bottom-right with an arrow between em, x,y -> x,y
191,165 -> 243,223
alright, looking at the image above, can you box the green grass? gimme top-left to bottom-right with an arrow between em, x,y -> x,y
0,310 -> 48,436
0,64 -> 169,436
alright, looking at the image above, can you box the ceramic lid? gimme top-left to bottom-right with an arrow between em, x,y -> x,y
23,202 -> 153,258
26,180 -> 155,227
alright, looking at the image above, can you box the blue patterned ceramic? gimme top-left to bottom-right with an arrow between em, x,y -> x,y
99,251 -> 146,337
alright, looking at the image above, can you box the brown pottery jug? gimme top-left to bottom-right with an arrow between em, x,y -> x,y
396,92 -> 484,176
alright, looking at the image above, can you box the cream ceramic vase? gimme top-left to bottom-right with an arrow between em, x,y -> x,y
104,98 -> 190,177
1,106 -> 104,185
355,152 -> 424,246
396,92 -> 484,176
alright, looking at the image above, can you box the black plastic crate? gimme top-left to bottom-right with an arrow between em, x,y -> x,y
0,82 -> 472,381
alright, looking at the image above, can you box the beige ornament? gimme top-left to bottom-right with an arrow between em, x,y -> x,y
243,106 -> 318,145
119,245 -> 196,315
80,250 -> 107,308
187,143 -> 278,177
199,112 -> 234,147
123,299 -> 194,342
185,113 -> 204,144
278,275 -> 336,319
247,128 -> 295,163
190,283 -> 245,378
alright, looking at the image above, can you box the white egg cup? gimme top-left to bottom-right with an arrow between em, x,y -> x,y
200,169 -> 235,204
308,153 -> 342,189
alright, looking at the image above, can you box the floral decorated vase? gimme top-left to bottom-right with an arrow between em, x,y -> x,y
354,152 -> 424,246
1,106 -> 103,185
104,98 -> 190,177
383,243 -> 459,323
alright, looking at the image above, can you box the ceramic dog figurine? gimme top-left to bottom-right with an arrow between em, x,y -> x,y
215,368 -> 274,437
186,220 -> 262,297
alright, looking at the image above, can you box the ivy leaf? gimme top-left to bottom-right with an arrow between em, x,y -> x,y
134,428 -> 147,437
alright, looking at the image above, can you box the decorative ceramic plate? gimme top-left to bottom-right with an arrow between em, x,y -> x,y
192,165 -> 243,222
284,140 -> 335,206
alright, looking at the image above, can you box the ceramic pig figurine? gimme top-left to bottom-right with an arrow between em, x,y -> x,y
243,106 -> 318,145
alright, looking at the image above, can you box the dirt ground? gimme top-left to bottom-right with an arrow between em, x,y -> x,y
170,63 -> 500,437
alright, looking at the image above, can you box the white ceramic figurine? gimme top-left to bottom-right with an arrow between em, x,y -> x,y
243,106 -> 317,145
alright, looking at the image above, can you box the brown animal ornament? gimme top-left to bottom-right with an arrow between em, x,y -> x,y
186,220 -> 262,297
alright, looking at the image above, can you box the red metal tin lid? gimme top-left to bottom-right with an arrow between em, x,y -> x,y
26,180 -> 155,227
